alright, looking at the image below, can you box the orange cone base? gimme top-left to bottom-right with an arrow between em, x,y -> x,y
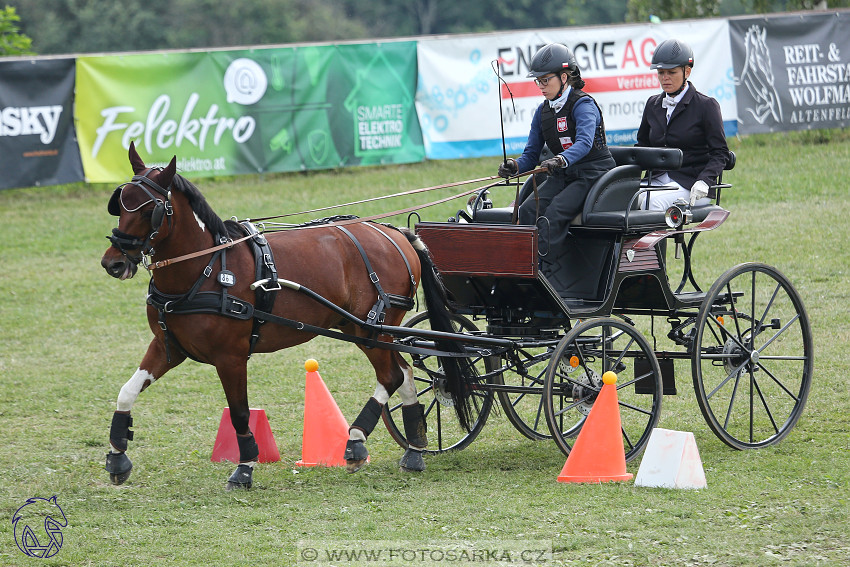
557,468 -> 634,483
211,408 -> 281,463
556,382 -> 633,484
296,370 -> 350,467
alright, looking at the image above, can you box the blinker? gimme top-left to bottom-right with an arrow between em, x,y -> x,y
108,186 -> 122,216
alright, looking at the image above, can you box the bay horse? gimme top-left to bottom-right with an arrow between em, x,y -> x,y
101,142 -> 476,489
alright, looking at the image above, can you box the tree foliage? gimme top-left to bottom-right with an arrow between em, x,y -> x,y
0,5 -> 33,55
626,0 -> 849,22
4,0 -> 848,56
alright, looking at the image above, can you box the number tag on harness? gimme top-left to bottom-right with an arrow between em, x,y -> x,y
218,270 -> 236,287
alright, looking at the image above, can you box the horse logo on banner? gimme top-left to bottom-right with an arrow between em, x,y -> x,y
737,25 -> 784,125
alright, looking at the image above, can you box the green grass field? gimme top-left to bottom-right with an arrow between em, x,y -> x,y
1,130 -> 848,566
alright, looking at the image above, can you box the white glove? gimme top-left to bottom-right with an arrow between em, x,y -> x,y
690,180 -> 709,206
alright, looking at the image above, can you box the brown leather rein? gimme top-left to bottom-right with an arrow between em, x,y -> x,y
147,169 -> 544,271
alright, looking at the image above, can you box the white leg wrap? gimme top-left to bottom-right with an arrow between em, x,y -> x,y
398,366 -> 418,406
116,368 -> 156,411
349,428 -> 366,442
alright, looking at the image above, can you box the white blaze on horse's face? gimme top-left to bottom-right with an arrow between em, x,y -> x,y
194,212 -> 206,232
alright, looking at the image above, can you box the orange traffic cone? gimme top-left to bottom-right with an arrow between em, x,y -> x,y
211,408 -> 281,463
557,371 -> 633,483
296,359 -> 350,467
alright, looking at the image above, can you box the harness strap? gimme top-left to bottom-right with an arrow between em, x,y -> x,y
148,235 -> 229,363
335,225 -> 393,326
364,223 -> 417,291
241,220 -> 280,356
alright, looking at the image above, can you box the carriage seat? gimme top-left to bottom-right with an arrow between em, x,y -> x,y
582,147 -> 735,230
580,164 -> 668,230
471,148 -> 734,230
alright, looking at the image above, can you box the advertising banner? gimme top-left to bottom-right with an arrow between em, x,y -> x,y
730,11 -> 850,134
0,58 -> 84,190
416,20 -> 737,160
75,42 -> 423,183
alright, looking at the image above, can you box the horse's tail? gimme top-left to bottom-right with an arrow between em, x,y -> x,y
403,229 -> 479,432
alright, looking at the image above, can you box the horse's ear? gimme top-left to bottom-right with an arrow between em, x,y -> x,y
159,156 -> 177,188
129,141 -> 146,174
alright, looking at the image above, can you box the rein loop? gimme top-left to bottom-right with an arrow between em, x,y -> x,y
141,171 -> 544,271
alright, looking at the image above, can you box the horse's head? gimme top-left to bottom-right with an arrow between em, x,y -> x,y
101,142 -> 177,279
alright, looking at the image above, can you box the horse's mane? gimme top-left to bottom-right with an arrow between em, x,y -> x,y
171,174 -> 245,240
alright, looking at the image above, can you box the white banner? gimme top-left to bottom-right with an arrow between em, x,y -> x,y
416,20 -> 738,160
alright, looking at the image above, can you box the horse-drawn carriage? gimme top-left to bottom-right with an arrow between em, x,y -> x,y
381,145 -> 812,463
102,143 -> 812,488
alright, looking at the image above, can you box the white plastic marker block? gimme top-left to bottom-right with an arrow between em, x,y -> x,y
635,428 -> 707,489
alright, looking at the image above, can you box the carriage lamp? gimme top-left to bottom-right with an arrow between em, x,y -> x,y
665,199 -> 693,229
466,190 -> 493,216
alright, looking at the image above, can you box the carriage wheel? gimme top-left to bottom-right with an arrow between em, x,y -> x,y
692,263 -> 813,449
495,346 -> 558,441
382,312 -> 495,454
543,318 -> 663,463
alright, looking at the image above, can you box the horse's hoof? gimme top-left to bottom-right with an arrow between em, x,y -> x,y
399,448 -> 425,472
225,464 -> 253,490
105,452 -> 133,485
345,459 -> 368,474
344,439 -> 368,473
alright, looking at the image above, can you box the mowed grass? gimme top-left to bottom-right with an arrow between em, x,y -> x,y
0,130 -> 848,566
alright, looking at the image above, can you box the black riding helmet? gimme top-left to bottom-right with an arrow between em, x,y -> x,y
650,39 -> 694,70
527,43 -> 578,78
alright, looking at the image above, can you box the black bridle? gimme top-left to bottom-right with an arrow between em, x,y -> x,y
107,168 -> 173,267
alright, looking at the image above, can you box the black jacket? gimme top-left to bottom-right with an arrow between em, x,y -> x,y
636,82 -> 730,190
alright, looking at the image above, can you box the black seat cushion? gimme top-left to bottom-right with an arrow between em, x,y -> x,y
473,206 -> 514,224
610,146 -> 683,170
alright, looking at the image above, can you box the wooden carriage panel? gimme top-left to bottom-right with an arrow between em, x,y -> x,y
619,238 -> 660,273
415,222 -> 538,278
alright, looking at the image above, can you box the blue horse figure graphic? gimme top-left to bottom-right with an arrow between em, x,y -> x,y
12,496 -> 67,558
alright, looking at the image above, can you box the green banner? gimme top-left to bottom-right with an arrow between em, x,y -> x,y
75,42 -> 423,182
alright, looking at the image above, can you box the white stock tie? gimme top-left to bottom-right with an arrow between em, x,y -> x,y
662,96 -> 677,122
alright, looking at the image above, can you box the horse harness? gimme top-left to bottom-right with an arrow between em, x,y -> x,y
146,220 -> 416,363
107,168 -> 174,266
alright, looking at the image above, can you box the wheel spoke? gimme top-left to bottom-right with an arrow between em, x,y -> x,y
532,395 -> 545,432
552,394 -> 595,419
706,313 -> 749,352
755,313 -> 800,353
707,359 -> 749,400
755,281 -> 783,337
756,361 -> 801,402
611,335 -> 635,373
618,399 -> 653,416
722,369 -> 744,430
728,280 -> 746,340
750,270 -> 757,348
622,425 -> 634,451
752,374 -> 780,436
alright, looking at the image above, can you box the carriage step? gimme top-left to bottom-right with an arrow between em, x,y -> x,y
672,291 -> 708,306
